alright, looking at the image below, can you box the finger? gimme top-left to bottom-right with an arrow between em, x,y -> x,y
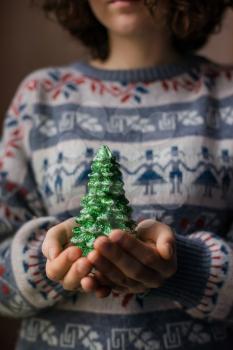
42,217 -> 77,260
109,229 -> 172,277
156,233 -> 176,261
94,271 -> 128,294
80,274 -> 112,298
60,257 -> 93,290
93,270 -> 115,288
87,250 -> 145,292
95,286 -> 112,298
79,276 -> 98,292
136,219 -> 175,260
93,236 -> 163,288
46,245 -> 82,282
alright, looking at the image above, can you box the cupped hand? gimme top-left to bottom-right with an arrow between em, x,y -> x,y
87,219 -> 177,294
42,217 -> 114,298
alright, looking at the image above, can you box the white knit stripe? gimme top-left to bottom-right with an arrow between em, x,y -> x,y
57,292 -> 178,314
31,136 -> 233,215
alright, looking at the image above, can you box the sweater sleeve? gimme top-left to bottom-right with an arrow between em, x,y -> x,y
152,229 -> 233,324
0,76 -> 73,318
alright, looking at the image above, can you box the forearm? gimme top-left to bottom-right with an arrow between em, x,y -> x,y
153,232 -> 233,322
0,217 -> 73,318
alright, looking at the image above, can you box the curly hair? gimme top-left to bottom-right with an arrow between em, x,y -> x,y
32,0 -> 233,60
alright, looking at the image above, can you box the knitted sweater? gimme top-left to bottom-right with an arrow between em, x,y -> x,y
1,55 -> 233,350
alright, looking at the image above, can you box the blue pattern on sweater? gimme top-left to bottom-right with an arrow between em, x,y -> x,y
1,55 -> 233,349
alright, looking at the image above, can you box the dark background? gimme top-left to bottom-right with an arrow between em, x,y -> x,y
1,1 -> 233,348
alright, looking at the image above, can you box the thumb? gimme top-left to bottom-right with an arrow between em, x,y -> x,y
136,219 -> 175,260
42,217 -> 79,260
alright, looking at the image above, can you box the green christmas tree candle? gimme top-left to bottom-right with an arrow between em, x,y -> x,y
71,145 -> 136,256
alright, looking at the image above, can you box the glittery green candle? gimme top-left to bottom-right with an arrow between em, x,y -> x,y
71,145 -> 136,256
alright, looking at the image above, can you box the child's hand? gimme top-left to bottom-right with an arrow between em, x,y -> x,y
87,219 -> 177,294
42,218 -> 113,298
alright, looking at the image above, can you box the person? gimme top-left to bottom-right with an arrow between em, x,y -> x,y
1,0 -> 233,349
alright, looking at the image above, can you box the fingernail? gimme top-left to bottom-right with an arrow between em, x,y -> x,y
49,248 -> 57,260
165,244 -> 173,259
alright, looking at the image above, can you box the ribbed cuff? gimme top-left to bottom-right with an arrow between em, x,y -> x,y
153,234 -> 212,308
11,216 -> 75,309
